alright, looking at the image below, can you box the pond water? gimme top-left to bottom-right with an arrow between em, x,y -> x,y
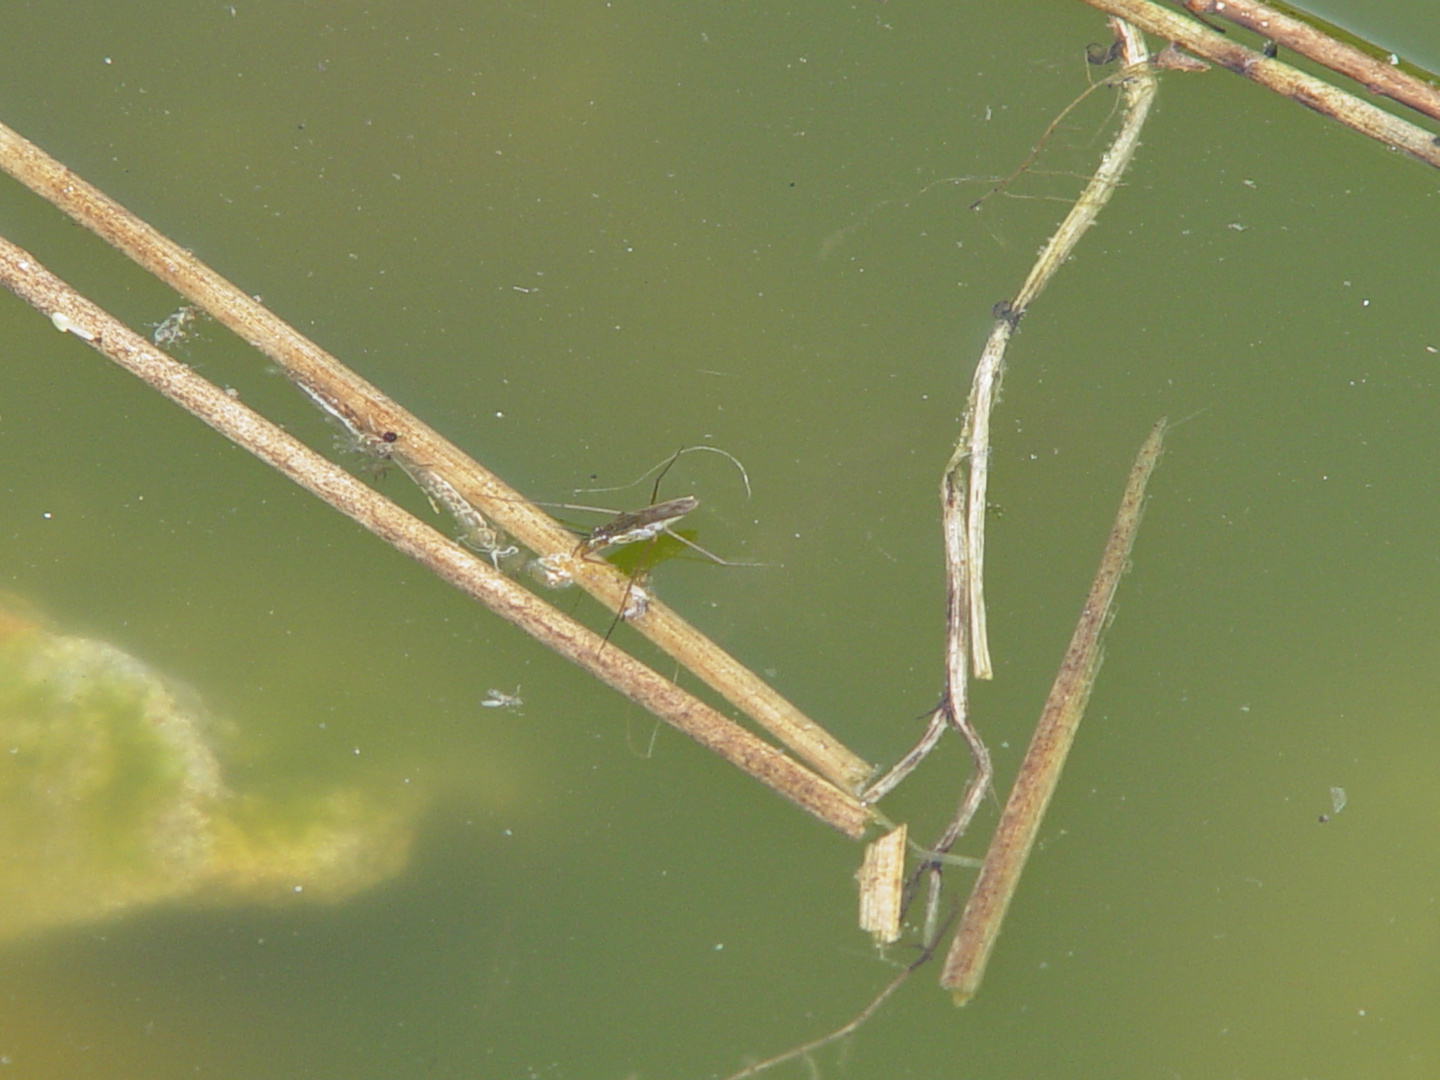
1,2 -> 1438,1077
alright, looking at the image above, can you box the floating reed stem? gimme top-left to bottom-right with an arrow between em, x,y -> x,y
0,118 -> 873,796
941,418 -> 1167,1004
1183,0 -> 1440,123
0,235 -> 871,840
1080,0 -> 1440,169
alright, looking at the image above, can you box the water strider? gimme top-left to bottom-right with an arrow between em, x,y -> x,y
576,495 -> 700,558
558,446 -> 760,573
546,448 -> 764,647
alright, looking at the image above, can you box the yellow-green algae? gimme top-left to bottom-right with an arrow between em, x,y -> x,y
0,604 -> 417,940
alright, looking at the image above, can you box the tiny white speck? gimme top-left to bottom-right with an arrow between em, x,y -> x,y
495,411 -> 504,418
41,512 -> 52,520
353,747 -> 360,755
714,943 -> 724,951
293,884 -> 303,893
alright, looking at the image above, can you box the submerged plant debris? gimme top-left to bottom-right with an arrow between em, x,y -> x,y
0,601 -> 418,941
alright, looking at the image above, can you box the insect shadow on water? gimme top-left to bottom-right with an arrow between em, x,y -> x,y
550,446 -> 766,651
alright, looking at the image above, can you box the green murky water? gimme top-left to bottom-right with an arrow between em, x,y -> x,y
1,2 -> 1438,1077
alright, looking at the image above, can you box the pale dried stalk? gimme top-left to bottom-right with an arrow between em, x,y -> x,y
0,236 -> 871,840
926,465 -> 993,849
956,22 -> 1157,687
950,325 -> 1012,681
861,429 -> 986,808
1081,0 -> 1440,169
941,419 -> 1167,1003
864,19 -> 1154,881
0,119 -> 873,795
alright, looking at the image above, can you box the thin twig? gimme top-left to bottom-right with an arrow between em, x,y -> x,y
940,419 -> 1167,1003
0,118 -> 874,796
717,911 -> 956,1080
0,235 -> 872,841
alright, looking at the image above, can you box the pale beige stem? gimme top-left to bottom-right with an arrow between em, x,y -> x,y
954,25 -> 1157,686
0,236 -> 871,840
941,419 -> 1167,1004
0,119 -> 873,795
1081,0 -> 1440,169
953,323 -> 1012,680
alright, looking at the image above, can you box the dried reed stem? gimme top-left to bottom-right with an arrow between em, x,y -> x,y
0,119 -> 873,795
0,235 -> 871,839
940,419 -> 1167,1003
1184,0 -> 1440,123
1082,0 -> 1440,169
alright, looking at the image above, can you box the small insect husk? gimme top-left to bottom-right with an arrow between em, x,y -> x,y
153,303 -> 204,347
398,460 -> 517,569
620,583 -> 650,621
529,553 -> 576,589
480,686 -> 523,711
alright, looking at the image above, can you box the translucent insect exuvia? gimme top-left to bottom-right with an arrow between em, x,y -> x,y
480,686 -> 523,710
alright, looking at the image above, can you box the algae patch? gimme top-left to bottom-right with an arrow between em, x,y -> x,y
0,606 -> 417,940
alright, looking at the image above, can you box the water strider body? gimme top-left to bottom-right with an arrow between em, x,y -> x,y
576,495 -> 699,558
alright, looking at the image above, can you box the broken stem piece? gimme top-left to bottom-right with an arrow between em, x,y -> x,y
940,418 -> 1167,1004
